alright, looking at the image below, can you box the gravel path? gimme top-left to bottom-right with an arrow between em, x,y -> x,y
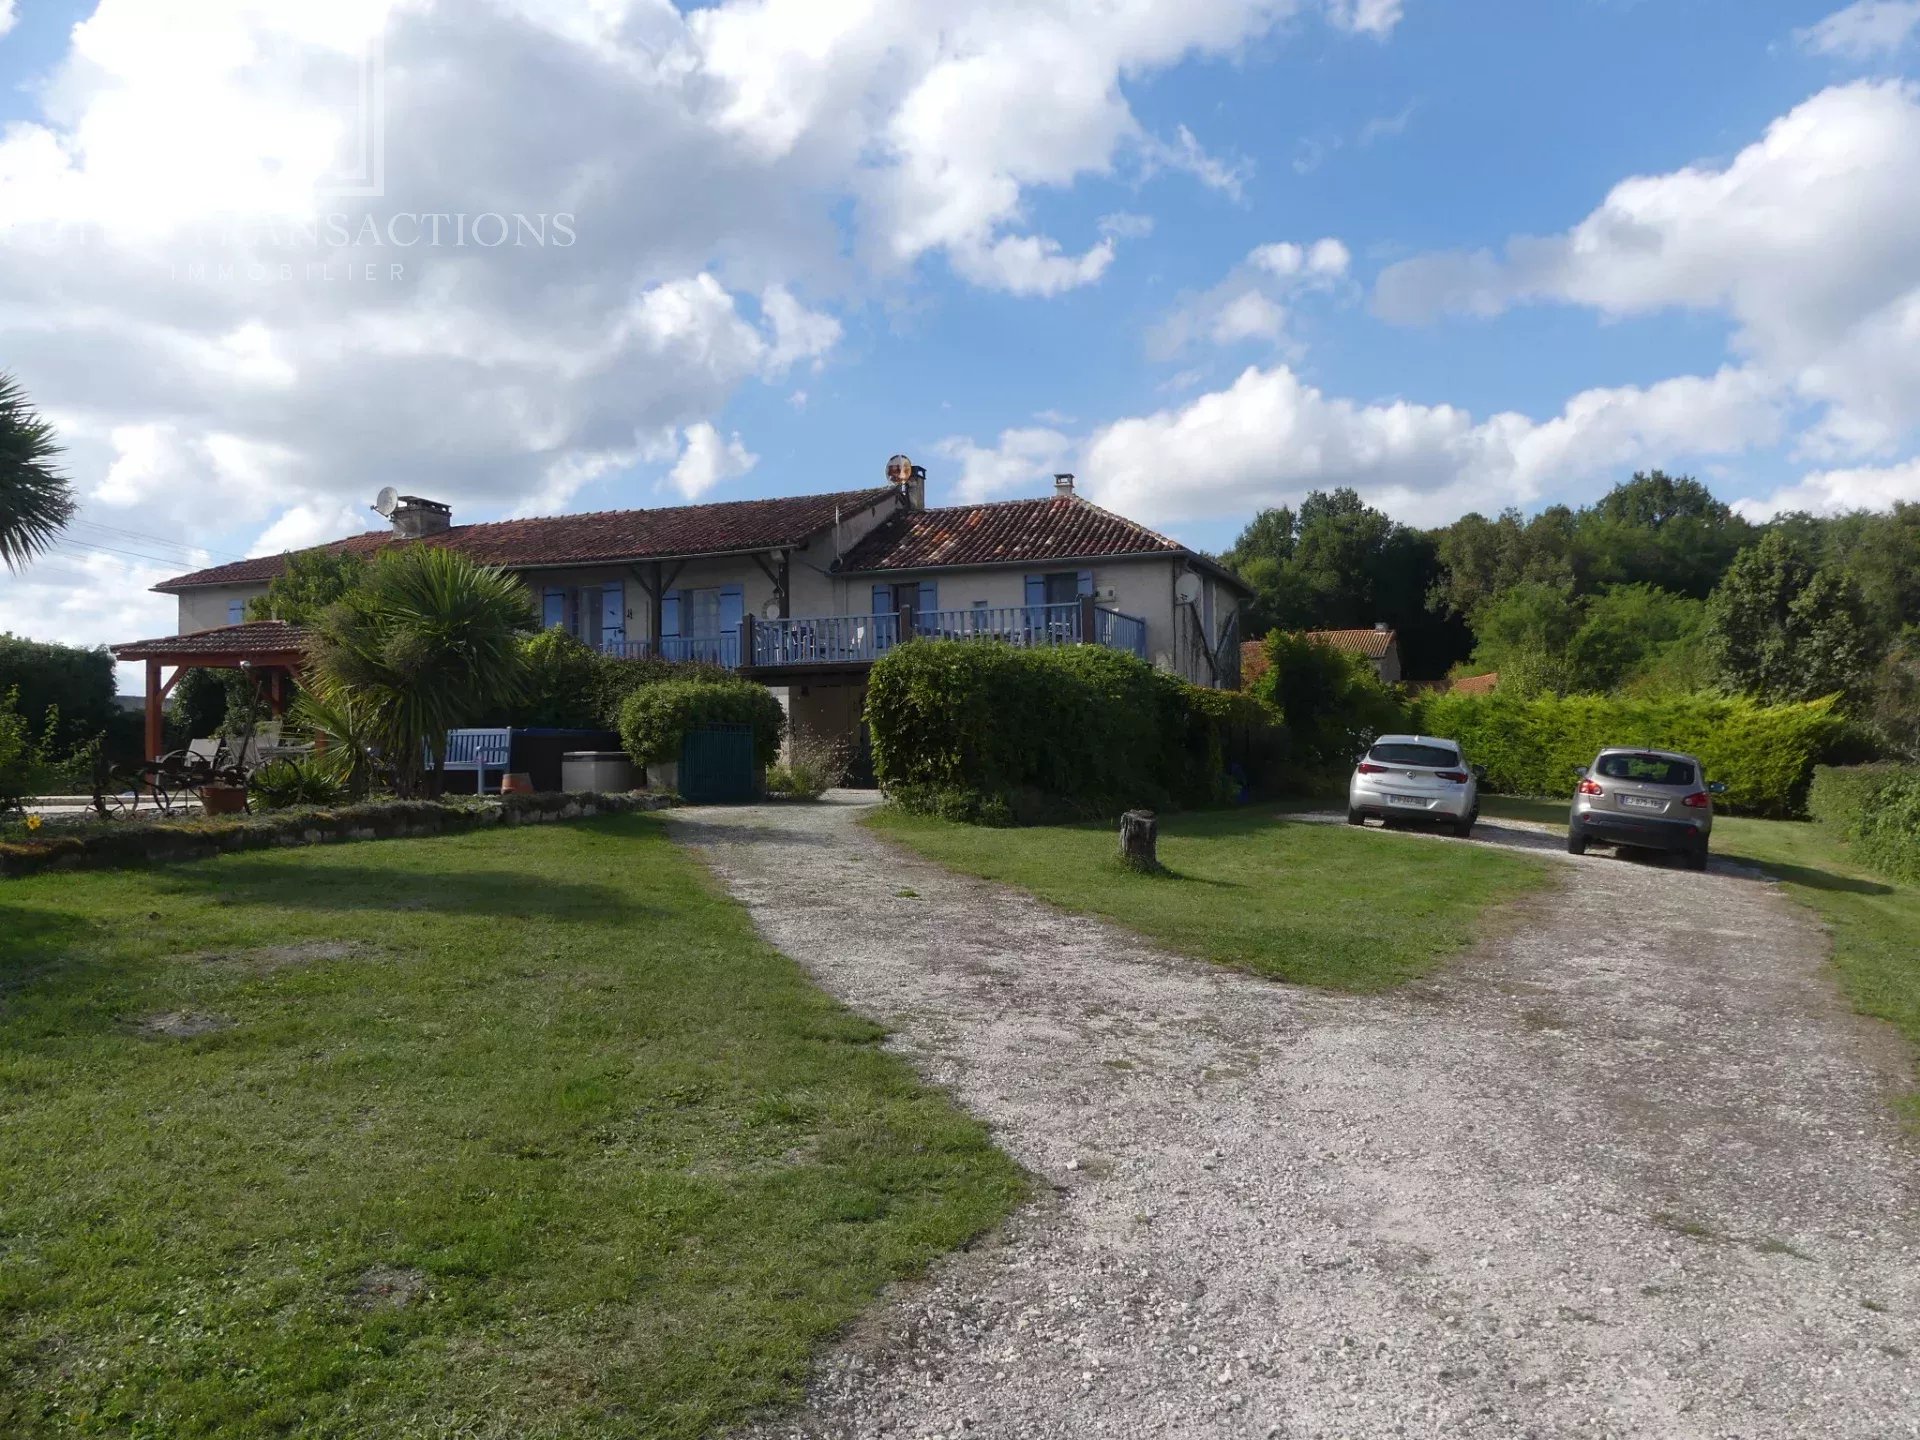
670,796 -> 1920,1440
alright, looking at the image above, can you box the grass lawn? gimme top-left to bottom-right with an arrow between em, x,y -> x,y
1481,793 -> 1920,1122
0,815 -> 1023,1439
865,807 -> 1551,991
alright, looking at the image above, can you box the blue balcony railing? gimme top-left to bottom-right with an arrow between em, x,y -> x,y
599,600 -> 1149,672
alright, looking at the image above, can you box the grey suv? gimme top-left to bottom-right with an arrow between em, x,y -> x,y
1567,748 -> 1727,870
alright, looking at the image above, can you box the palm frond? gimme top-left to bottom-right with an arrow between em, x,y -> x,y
0,373 -> 73,570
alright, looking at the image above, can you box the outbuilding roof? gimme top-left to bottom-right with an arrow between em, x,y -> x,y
111,620 -> 312,661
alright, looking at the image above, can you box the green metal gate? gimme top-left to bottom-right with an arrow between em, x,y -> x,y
679,725 -> 758,803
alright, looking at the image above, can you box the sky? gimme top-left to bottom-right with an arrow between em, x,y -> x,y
5,0 -> 1920,688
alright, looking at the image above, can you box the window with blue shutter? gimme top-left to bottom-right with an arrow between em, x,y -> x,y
227,600 -> 245,625
661,589 -> 681,661
1077,570 -> 1094,597
542,588 -> 567,631
916,580 -> 937,617
718,585 -> 745,666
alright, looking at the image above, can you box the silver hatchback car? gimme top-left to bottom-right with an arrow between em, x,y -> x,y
1348,734 -> 1481,837
1567,748 -> 1727,870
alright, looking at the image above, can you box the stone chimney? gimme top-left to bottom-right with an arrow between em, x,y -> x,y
391,495 -> 453,538
1053,472 -> 1076,497
886,454 -> 926,511
1374,621 -> 1391,633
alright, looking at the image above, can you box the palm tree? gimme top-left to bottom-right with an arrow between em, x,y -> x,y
0,373 -> 72,570
303,545 -> 532,797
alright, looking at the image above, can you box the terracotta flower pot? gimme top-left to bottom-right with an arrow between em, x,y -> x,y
500,772 -> 535,795
201,784 -> 248,816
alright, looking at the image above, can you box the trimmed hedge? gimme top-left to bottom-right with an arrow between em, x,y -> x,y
1809,764 -> 1920,884
618,679 -> 785,767
1414,690 -> 1844,818
0,792 -> 674,879
866,639 -> 1285,824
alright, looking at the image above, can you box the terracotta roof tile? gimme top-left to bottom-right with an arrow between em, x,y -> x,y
154,487 -> 899,592
839,496 -> 1188,572
112,621 -> 312,660
1300,627 -> 1398,659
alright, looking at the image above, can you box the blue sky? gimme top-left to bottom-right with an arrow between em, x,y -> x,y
3,0 -> 1919,671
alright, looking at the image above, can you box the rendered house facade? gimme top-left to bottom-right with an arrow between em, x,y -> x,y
154,462 -> 1251,747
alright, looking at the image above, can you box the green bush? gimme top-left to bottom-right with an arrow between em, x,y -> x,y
1247,632 -> 1405,773
1414,690 -> 1845,817
0,633 -> 115,752
866,640 -> 1285,823
509,628 -> 605,728
1809,764 -> 1920,884
0,687 -> 29,809
619,679 -> 785,768
591,652 -> 733,730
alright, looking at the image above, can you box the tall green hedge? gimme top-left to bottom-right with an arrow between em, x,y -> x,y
1414,691 -> 1844,818
0,633 -> 116,751
1809,765 -> 1920,884
866,639 -> 1285,824
618,679 -> 785,767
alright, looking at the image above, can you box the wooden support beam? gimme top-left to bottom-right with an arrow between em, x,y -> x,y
144,659 -> 163,761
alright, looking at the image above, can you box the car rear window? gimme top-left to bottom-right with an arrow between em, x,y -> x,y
1595,753 -> 1696,786
1368,743 -> 1460,768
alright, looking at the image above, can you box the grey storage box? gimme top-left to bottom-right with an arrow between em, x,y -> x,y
560,751 -> 635,794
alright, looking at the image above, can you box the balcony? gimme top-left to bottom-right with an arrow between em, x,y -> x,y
596,600 -> 1148,673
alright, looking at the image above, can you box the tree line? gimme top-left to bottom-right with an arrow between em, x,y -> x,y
1216,471 -> 1920,760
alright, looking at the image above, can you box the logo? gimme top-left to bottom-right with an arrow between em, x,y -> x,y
320,28 -> 387,199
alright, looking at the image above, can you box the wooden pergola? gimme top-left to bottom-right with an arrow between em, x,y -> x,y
111,621 -> 311,760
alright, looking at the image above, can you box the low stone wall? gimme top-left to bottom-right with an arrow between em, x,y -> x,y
0,792 -> 676,879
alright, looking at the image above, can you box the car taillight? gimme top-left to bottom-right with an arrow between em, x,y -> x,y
1437,770 -> 1470,783
1577,779 -> 1603,795
1682,791 -> 1711,808
1356,762 -> 1387,774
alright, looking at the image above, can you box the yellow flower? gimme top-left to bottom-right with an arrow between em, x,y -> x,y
26,813 -> 43,831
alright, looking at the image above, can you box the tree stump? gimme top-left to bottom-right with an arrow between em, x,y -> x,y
1118,809 -> 1161,872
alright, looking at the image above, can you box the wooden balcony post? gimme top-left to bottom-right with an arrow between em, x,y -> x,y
740,612 -> 755,668
1079,594 -> 1097,646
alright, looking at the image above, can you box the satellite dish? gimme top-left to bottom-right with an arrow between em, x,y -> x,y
762,599 -> 782,620
372,486 -> 399,517
1174,571 -> 1203,605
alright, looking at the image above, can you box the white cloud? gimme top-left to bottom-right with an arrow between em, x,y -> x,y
1098,212 -> 1156,240
1797,2 -> 1920,59
667,422 -> 758,500
1376,81 -> 1920,458
1325,0 -> 1403,37
1734,457 -> 1920,519
250,500 -> 372,557
947,363 -> 1783,527
1140,124 -> 1251,200
950,233 -> 1116,296
938,426 -> 1074,502
0,1 -> 16,38
1155,236 -> 1351,356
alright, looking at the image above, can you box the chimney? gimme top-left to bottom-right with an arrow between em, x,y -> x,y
1053,472 -> 1075,497
1373,621 -> 1390,633
391,495 -> 452,538
886,454 -> 926,511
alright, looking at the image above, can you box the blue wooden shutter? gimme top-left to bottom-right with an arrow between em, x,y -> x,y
1024,575 -> 1046,606
1077,570 -> 1094,597
600,583 -> 624,646
227,600 -> 245,625
916,580 -> 937,615
719,585 -> 745,631
542,587 -> 567,630
661,589 -> 681,637
872,583 -> 893,615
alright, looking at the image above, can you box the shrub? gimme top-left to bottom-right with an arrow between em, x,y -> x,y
248,758 -> 349,810
591,651 -> 733,730
618,679 -> 785,768
0,633 -> 115,752
509,628 -> 605,728
1414,690 -> 1845,818
1248,632 -> 1405,774
0,687 -> 28,810
1809,764 -> 1920,884
866,639 -> 1285,823
766,727 -> 853,799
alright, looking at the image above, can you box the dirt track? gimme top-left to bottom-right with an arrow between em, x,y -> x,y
673,797 -> 1920,1440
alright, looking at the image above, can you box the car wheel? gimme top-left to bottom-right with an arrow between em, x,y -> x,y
1686,844 -> 1709,872
1453,816 -> 1475,839
1346,808 -> 1364,827
1566,828 -> 1588,856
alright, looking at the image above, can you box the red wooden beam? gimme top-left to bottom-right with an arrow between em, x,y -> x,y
144,659 -> 163,761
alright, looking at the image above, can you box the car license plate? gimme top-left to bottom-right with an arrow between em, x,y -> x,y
1619,795 -> 1664,811
1387,794 -> 1425,808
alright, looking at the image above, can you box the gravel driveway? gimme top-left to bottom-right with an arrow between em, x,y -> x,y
670,796 -> 1920,1439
